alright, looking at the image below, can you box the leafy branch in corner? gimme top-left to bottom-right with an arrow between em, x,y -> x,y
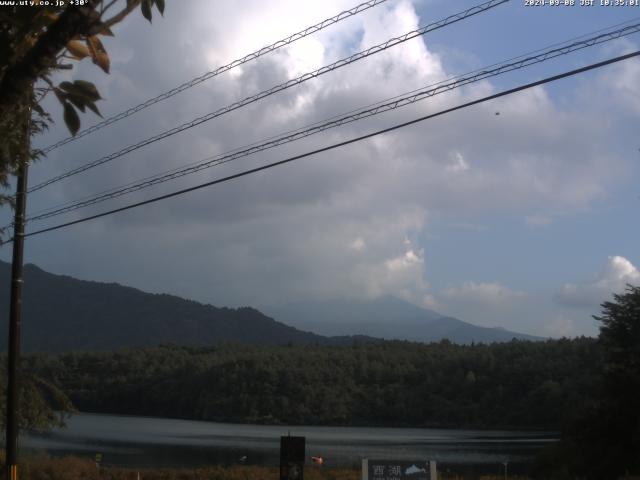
0,0 -> 165,208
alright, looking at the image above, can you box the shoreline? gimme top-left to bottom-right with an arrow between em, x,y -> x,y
56,410 -> 562,435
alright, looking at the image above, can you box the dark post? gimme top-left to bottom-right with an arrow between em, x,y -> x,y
5,105 -> 31,480
280,436 -> 305,480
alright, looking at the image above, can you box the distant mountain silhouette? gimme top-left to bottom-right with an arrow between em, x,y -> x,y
261,295 -> 543,344
0,261 -> 375,352
0,261 -> 540,352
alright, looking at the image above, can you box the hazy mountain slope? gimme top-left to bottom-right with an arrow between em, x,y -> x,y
0,261 -> 540,352
0,261 -> 369,352
261,295 -> 543,343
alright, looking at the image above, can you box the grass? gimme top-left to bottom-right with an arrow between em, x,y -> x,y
4,455 -> 358,480
4,454 -> 640,480
0,454 -> 537,480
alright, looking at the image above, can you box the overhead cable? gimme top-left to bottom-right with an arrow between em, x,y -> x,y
16,50 -> 640,240
40,0 -> 391,154
28,0 -> 509,194
24,21 -> 640,223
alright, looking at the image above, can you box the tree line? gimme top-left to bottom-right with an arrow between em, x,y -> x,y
17,337 -> 600,430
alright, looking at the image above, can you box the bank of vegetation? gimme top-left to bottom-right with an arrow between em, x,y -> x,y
6,454 -> 640,480
22,337 -> 599,430
0,453 -> 533,480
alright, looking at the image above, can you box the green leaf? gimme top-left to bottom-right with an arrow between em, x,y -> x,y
72,80 -> 102,101
53,88 -> 67,105
154,0 -> 165,15
0,142 -> 10,167
141,0 -> 152,22
32,103 -> 46,117
67,95 -> 86,113
86,101 -> 102,118
59,81 -> 74,92
63,102 -> 80,136
86,36 -> 110,74
59,80 -> 101,102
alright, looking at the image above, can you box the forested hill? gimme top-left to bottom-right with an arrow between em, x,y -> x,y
0,261 -> 375,352
24,338 -> 600,430
0,261 -> 541,352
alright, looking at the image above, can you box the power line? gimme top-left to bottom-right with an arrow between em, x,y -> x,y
17,50 -> 640,240
23,15 -> 640,221
39,0 -> 391,154
23,21 -> 640,223
28,0 -> 509,194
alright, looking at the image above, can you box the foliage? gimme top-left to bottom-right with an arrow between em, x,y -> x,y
4,454 -> 640,480
579,284 -> 640,478
537,285 -> 640,479
16,455 -> 640,480
0,455 -> 360,480
0,358 -> 75,431
0,454 -> 538,480
24,338 -> 599,430
0,0 -> 164,210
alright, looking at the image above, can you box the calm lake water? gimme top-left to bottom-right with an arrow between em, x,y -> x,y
22,413 -> 556,470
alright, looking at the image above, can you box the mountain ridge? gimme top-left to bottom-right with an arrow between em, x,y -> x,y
0,260 -> 541,351
261,295 -> 543,343
0,261 -> 378,352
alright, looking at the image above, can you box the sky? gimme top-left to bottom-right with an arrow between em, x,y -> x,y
1,0 -> 639,337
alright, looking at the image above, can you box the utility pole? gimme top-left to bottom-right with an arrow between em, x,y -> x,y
5,102 -> 31,480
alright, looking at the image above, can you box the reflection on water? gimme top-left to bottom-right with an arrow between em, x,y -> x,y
23,413 -> 557,470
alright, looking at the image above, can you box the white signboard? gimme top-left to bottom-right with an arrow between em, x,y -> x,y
362,459 -> 437,480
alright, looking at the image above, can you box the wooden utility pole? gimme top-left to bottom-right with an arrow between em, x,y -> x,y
5,102 -> 31,480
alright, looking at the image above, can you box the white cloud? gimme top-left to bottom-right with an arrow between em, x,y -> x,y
446,151 -> 469,173
601,40 -> 640,114
32,1 -> 630,221
612,59 -> 640,114
555,256 -> 640,308
349,237 -> 366,252
385,248 -> 422,271
443,282 -> 526,305
348,229 -> 430,305
283,37 -> 326,77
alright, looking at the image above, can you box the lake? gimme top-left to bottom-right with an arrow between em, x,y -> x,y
22,413 -> 556,471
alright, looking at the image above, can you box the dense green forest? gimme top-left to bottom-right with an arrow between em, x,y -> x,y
23,338 -> 600,430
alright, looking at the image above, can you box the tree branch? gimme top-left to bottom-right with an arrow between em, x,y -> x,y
89,0 -> 142,35
101,0 -> 119,15
0,0 -> 102,118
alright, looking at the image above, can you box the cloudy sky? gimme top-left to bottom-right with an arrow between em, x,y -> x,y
2,0 -> 639,337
